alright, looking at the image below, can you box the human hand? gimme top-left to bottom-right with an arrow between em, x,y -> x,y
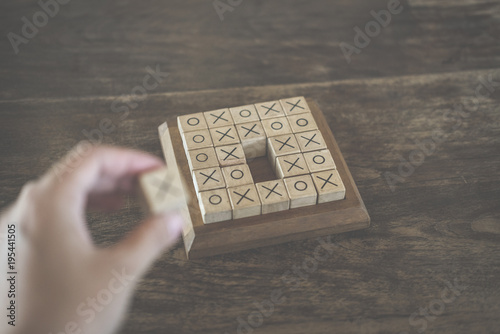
0,144 -> 183,334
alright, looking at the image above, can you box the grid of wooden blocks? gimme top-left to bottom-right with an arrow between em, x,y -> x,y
177,97 -> 346,224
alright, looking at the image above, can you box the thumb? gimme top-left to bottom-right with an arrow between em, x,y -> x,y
112,212 -> 183,277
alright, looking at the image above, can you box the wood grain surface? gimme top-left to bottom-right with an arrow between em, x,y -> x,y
1,0 -> 500,333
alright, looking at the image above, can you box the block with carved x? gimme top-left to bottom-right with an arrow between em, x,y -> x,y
139,166 -> 189,215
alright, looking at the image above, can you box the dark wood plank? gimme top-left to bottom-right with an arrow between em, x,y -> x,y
2,1 -> 500,332
0,68 -> 499,333
1,0 -> 500,101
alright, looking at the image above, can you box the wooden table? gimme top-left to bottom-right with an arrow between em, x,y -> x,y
1,0 -> 499,333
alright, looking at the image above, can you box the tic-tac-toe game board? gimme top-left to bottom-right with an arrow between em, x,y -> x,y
144,97 -> 370,259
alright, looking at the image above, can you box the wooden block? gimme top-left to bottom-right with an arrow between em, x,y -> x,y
280,96 -> 311,116
197,188 -> 232,224
287,113 -> 318,133
275,153 -> 309,178
222,164 -> 254,188
230,104 -> 260,124
303,149 -> 336,173
209,125 -> 240,147
296,130 -> 327,153
181,129 -> 213,151
283,174 -> 317,209
236,121 -> 267,159
192,167 -> 225,192
255,100 -> 285,120
228,184 -> 262,219
139,166 -> 189,215
311,169 -> 345,203
177,112 -> 208,133
261,117 -> 292,138
255,180 -> 290,214
215,144 -> 246,166
186,147 -> 219,171
267,134 -> 301,169
204,108 -> 234,128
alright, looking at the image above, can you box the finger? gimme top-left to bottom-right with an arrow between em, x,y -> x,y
111,212 -> 183,276
43,143 -> 164,209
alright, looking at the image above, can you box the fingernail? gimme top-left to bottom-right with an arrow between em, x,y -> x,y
165,213 -> 183,237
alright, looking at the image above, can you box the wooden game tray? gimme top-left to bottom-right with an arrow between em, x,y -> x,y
158,100 -> 370,259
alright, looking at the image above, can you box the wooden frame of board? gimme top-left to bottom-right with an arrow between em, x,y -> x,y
158,100 -> 370,259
